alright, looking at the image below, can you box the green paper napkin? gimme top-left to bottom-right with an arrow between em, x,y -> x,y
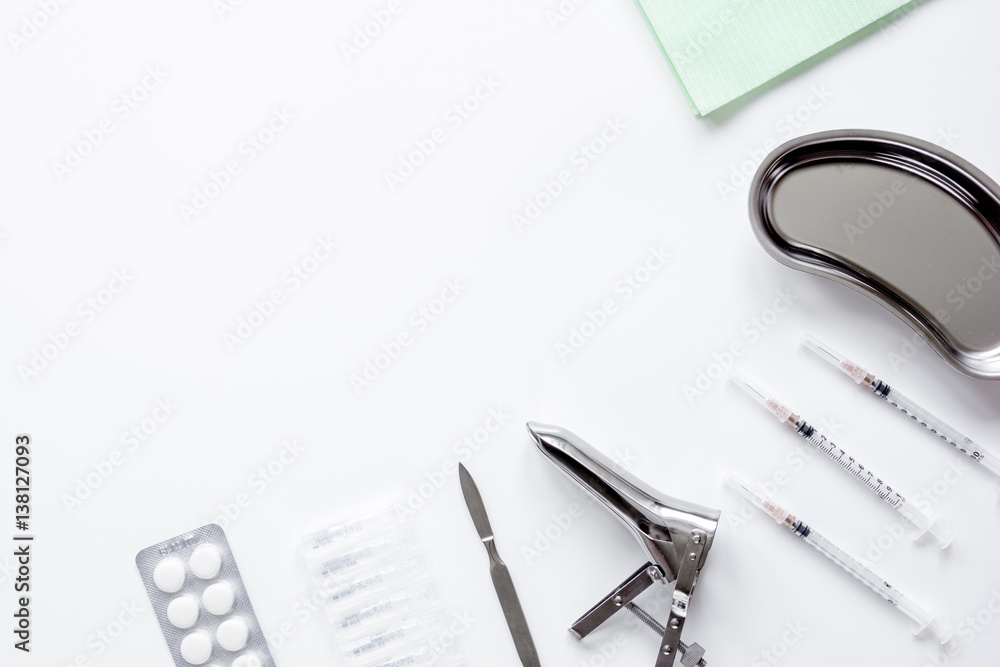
635,0 -> 915,115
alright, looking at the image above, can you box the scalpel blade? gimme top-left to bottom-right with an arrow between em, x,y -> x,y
459,463 -> 541,667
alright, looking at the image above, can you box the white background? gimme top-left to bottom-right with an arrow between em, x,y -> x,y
3,1 -> 1000,666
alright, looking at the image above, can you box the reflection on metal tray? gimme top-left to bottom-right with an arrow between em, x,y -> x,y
748,129 -> 1000,380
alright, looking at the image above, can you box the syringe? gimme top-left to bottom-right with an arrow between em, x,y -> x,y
724,472 -> 953,644
731,371 -> 952,548
803,334 -> 1000,479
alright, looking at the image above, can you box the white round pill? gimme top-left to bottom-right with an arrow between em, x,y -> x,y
189,544 -> 223,579
166,595 -> 199,629
231,653 -> 262,667
202,581 -> 236,615
153,557 -> 186,593
180,631 -> 213,665
217,617 -> 249,652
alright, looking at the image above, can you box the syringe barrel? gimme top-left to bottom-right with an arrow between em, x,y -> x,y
797,427 -> 894,507
883,386 -> 1000,476
802,529 -> 950,642
802,530 -> 891,601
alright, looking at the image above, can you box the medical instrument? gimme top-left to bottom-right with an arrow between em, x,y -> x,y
459,463 -> 541,667
725,472 -> 952,643
803,334 -> 1000,478
529,422 -> 717,667
748,129 -> 1000,380
731,371 -> 952,548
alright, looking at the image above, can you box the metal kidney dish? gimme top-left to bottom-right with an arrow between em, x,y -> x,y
749,130 -> 1000,380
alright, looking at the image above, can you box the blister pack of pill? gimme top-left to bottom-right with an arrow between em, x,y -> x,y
136,523 -> 275,667
300,502 -> 470,667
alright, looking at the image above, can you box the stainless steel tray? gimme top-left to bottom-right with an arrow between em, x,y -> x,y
749,129 -> 1000,380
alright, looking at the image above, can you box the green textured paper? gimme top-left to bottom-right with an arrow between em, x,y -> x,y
635,0 -> 914,115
